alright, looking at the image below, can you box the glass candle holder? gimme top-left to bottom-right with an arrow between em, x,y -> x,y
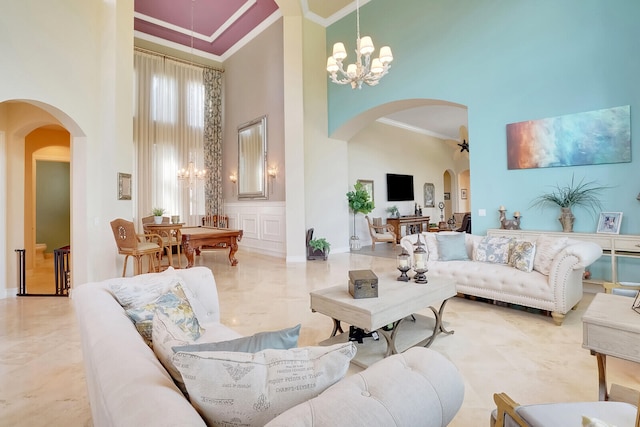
396,248 -> 411,281
413,234 -> 428,284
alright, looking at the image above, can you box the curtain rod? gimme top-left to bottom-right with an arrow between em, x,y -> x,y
134,46 -> 224,73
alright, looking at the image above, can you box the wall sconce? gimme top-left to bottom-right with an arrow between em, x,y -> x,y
267,166 -> 278,179
229,173 -> 237,183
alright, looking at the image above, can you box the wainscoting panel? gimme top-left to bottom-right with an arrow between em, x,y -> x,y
224,201 -> 286,258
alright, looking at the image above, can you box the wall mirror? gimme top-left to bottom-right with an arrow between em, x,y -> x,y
237,116 -> 267,199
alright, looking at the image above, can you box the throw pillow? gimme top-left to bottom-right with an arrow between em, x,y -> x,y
109,267 -> 179,310
126,283 -> 204,345
473,236 -> 513,264
172,324 -> 301,353
509,240 -> 536,272
436,233 -> 469,261
173,342 -> 356,427
582,415 -> 616,427
533,235 -> 568,275
152,311 -> 193,393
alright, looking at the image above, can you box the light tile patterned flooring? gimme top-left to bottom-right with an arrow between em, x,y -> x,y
1,245 -> 639,426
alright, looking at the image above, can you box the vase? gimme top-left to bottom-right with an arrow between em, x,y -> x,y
350,235 -> 361,251
558,207 -> 574,232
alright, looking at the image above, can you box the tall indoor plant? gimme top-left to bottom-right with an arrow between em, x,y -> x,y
530,174 -> 607,232
346,182 -> 374,250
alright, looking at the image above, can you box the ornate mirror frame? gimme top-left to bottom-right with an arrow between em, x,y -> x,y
237,116 -> 267,200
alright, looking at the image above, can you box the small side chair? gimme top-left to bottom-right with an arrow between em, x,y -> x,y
365,215 -> 396,250
110,218 -> 163,276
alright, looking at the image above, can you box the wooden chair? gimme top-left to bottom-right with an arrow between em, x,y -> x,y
493,392 -> 639,427
365,216 -> 396,250
110,218 -> 163,276
202,214 -> 229,228
142,215 -> 182,268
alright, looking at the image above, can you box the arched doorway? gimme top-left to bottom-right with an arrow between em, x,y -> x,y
1,100 -> 83,298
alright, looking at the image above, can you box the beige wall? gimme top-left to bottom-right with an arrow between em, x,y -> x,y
0,0 -> 134,295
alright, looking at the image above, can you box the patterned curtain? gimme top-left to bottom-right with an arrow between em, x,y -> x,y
203,68 -> 224,216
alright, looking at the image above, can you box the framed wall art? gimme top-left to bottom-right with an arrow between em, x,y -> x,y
461,188 -> 468,200
596,212 -> 622,234
357,179 -> 374,203
444,192 -> 451,200
423,183 -> 435,208
118,172 -> 132,200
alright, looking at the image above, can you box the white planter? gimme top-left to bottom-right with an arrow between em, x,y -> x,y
154,216 -> 163,224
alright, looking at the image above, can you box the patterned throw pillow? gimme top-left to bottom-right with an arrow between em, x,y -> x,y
473,236 -> 513,264
173,342 -> 356,427
126,283 -> 204,345
109,267 -> 179,310
533,235 -> 568,275
509,240 -> 536,272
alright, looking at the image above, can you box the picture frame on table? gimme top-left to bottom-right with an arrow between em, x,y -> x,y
596,212 -> 622,234
357,179 -> 374,203
461,188 -> 468,200
118,172 -> 132,200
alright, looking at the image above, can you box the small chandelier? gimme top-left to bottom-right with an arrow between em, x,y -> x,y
326,0 -> 393,90
177,156 -> 206,189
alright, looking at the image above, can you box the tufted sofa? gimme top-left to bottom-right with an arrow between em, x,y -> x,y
400,232 -> 602,325
73,266 -> 465,427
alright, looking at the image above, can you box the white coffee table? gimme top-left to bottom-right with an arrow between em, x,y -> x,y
310,273 -> 456,367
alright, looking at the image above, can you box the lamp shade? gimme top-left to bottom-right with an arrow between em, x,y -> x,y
359,36 -> 374,55
332,42 -> 347,60
371,58 -> 383,74
379,46 -> 393,63
346,63 -> 357,77
326,56 -> 339,73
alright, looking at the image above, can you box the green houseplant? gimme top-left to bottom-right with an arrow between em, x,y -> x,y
306,228 -> 330,260
386,205 -> 399,218
530,175 -> 607,232
151,207 -> 166,224
346,182 -> 375,250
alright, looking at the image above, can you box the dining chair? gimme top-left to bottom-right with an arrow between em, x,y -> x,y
142,215 -> 182,268
202,213 -> 229,228
110,218 -> 163,276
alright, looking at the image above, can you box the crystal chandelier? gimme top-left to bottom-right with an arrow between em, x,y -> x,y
326,0 -> 393,89
177,157 -> 206,189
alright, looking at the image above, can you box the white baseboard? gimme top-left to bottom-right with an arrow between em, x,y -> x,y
1,287 -> 18,299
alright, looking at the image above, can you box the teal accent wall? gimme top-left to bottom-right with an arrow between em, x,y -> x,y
327,0 -> 640,237
36,161 -> 70,252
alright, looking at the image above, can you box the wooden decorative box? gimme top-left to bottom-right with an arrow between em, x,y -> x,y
348,270 -> 378,299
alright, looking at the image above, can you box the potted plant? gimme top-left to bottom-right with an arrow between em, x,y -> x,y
346,182 -> 375,250
386,205 -> 399,218
530,174 -> 608,232
306,228 -> 330,260
151,207 -> 166,224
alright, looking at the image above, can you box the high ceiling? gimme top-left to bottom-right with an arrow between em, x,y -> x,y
134,0 -> 467,143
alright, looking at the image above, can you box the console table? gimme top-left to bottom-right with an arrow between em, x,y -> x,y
387,216 -> 430,243
582,292 -> 640,403
487,229 -> 640,285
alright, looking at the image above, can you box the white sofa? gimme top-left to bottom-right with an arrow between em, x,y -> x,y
73,266 -> 465,427
400,232 -> 602,325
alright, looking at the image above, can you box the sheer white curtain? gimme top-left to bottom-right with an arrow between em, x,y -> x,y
133,50 -> 206,226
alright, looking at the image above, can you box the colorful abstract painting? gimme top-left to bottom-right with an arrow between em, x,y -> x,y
506,105 -> 630,170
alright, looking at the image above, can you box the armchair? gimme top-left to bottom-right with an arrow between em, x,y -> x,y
492,392 -> 639,427
365,216 -> 396,250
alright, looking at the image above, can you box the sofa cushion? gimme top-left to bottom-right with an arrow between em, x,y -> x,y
534,235 -> 568,275
152,311 -> 193,392
109,267 -> 179,309
473,236 -> 513,264
173,342 -> 356,427
509,240 -> 537,272
173,324 -> 301,353
126,283 -> 204,344
435,233 -> 469,261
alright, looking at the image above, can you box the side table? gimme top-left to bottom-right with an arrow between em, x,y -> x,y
582,292 -> 640,403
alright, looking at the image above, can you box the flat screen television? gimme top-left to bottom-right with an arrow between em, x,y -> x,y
386,173 -> 414,201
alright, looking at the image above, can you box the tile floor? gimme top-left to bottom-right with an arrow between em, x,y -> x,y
1,244 -> 639,426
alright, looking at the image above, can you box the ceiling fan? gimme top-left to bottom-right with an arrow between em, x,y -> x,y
444,125 -> 469,160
